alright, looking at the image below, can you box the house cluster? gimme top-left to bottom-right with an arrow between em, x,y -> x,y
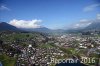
52,34 -> 100,56
0,32 -> 65,66
1,31 -> 100,66
15,43 -> 66,66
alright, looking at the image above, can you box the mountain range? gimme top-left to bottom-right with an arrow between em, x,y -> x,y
0,19 -> 100,33
66,19 -> 100,33
0,22 -> 51,33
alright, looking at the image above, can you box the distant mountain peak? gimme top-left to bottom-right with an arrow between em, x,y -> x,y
0,22 -> 20,31
0,22 -> 8,24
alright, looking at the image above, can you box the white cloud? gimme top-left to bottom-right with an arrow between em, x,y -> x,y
0,5 -> 10,11
79,19 -> 88,23
83,3 -> 100,12
9,19 -> 42,29
97,14 -> 100,19
73,19 -> 92,29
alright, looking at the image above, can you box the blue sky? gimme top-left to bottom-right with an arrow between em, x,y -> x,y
0,0 -> 100,29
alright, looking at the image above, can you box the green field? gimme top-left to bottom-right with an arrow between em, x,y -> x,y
0,54 -> 16,66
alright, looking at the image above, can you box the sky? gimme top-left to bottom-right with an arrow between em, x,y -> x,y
0,0 -> 100,29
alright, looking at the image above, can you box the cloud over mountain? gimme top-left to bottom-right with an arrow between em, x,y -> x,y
9,19 -> 42,29
72,19 -> 92,29
70,14 -> 100,29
